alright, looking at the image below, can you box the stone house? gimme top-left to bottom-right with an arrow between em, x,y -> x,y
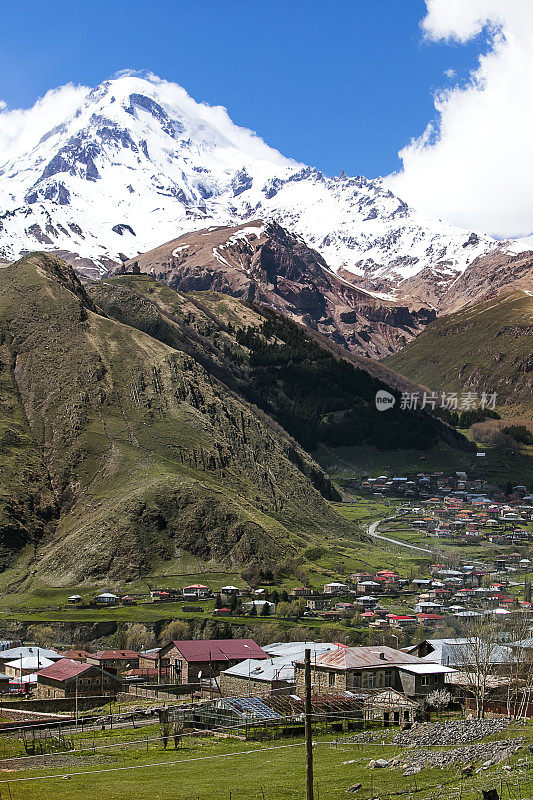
293,646 -> 454,699
220,658 -> 294,697
182,584 -> 211,600
220,642 -> 339,697
35,659 -> 123,699
290,587 -> 314,598
86,650 -> 139,673
157,639 -> 267,685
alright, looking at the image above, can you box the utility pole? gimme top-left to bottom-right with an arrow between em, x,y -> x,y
305,648 -> 314,800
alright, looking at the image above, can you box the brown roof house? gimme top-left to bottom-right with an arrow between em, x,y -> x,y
35,659 -> 123,699
294,646 -> 454,699
87,650 -> 139,673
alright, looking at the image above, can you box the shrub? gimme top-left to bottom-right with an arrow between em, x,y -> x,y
502,425 -> 533,445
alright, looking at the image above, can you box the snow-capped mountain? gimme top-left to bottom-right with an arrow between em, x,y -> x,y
0,72 -> 523,286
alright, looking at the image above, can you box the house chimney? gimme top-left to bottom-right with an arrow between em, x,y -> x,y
379,652 -> 386,660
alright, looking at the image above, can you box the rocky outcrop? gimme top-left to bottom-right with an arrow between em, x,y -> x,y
120,220 -> 435,358
399,247 -> 533,313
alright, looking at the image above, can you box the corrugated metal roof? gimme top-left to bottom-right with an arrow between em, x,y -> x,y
173,639 -> 267,663
309,646 -> 424,670
223,657 -> 294,683
5,656 -> 55,670
0,647 -> 63,661
420,639 -> 512,666
263,642 -> 338,658
397,664 -> 456,675
93,650 -> 139,660
37,659 -> 94,682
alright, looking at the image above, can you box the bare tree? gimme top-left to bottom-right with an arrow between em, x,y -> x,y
455,618 -> 501,718
125,623 -> 155,652
502,615 -> 533,720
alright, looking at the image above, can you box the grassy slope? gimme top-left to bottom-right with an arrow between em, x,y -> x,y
0,255 -> 355,589
385,290 -> 533,417
0,494 -> 428,625
2,720 -> 532,800
92,276 -> 471,455
314,440 -> 533,489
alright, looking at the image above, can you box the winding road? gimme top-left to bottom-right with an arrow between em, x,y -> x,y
366,516 -> 436,555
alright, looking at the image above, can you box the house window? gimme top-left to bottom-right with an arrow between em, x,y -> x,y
420,676 -> 430,686
384,671 -> 393,686
352,673 -> 361,688
367,674 -> 375,688
329,672 -> 335,687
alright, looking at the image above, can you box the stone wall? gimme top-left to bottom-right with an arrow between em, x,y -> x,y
294,664 -> 348,693
125,683 -> 198,700
0,695 -> 111,714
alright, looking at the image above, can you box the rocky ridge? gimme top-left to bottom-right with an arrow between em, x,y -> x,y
121,220 -> 436,358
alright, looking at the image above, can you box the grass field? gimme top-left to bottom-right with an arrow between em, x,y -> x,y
1,719 -> 532,800
314,440 -> 533,489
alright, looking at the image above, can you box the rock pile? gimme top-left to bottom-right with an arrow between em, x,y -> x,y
389,739 -> 522,775
392,719 -> 511,748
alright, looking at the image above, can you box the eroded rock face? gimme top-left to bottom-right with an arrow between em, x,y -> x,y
400,248 -> 533,313
120,220 -> 435,358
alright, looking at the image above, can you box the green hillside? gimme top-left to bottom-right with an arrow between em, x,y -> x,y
0,255 -> 479,592
91,275 -> 469,454
0,254 -> 356,588
386,290 -> 533,417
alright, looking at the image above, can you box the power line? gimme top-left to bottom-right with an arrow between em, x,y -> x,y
0,710 -> 371,763
0,741 -> 307,784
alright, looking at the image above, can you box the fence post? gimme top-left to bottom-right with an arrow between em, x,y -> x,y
305,648 -> 314,800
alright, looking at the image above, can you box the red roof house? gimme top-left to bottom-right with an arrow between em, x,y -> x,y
158,638 -> 268,684
35,659 -> 122,698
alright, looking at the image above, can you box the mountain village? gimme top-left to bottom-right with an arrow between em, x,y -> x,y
0,8 -> 532,797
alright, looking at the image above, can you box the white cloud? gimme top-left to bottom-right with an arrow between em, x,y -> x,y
0,83 -> 90,169
124,72 -> 295,168
387,1 -> 533,238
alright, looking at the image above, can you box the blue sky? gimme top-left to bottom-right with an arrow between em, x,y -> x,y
0,0 -> 489,179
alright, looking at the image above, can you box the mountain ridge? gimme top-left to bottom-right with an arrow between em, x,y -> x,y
1,73 -> 526,296
119,219 -> 436,358
0,252 -> 353,586
386,289 -> 533,417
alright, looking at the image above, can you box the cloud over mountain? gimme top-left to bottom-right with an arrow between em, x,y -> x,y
388,1 -> 533,238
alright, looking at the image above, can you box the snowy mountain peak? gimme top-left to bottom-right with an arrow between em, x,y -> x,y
0,73 -> 526,287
